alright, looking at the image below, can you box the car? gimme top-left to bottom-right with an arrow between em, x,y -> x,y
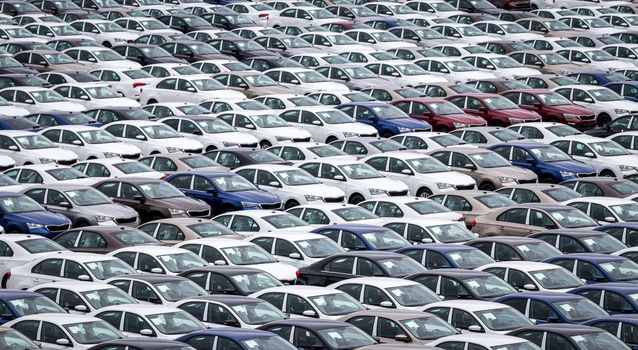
213,71 -> 291,98
494,183 -> 583,204
0,325 -> 41,349
179,265 -> 283,296
216,110 -> 312,149
390,132 -> 468,151
363,61 -> 447,86
465,78 -> 534,95
298,33 -> 373,55
446,93 -> 542,127
68,19 -> 138,46
40,125 -> 141,161
0,191 -> 73,237
285,203 -> 383,226
4,163 -> 95,186
205,147 -> 292,169
466,236 -> 564,262
212,209 -> 313,235
604,81 -> 638,103
530,229 -> 627,254
139,153 -> 229,174
488,142 -> 597,183
0,234 -> 67,286
13,49 -> 90,73
0,129 -> 79,164
507,122 -> 585,143
0,96 -> 30,118
279,106 -> 378,143
424,300 -> 533,334
559,16 -> 618,35
25,111 -> 100,129
595,222 -> 638,247
0,290 -> 66,323
507,323 -> 631,350
175,295 -> 286,328
406,269 -> 517,301
312,224 -> 410,251
254,94 -> 322,110
89,67 -> 163,99
84,107 -> 158,125
141,76 -> 246,105
550,136 -> 638,178
106,274 -> 208,305
398,244 -> 495,270
53,225 -> 161,254
88,339 -> 196,350
263,67 -> 348,94
0,86 -> 86,114
63,46 -> 142,70
177,328 -> 300,350
358,197 -> 463,222
103,120 -> 204,155
544,253 -> 638,284
30,281 -> 138,313
478,261 -> 584,292
414,57 -> 498,83
392,98 -> 488,132
564,197 -> 638,225
450,126 -> 525,146
570,283 -> 638,314
329,137 -> 407,158
137,218 -> 242,245
584,314 -> 638,347
267,142 -> 356,162
72,158 -> 164,180
109,245 -> 208,276
554,85 -> 638,127
568,71 -> 630,86
248,232 -> 345,268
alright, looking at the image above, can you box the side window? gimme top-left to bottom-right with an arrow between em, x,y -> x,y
451,308 -> 480,329
363,285 -> 391,306
529,300 -> 557,320
32,259 -> 62,276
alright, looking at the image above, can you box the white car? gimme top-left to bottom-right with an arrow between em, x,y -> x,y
508,122 -> 583,143
298,32 -> 374,54
382,217 -> 478,244
40,125 -> 142,160
191,59 -> 256,74
560,15 -> 618,35
29,281 -> 138,313
279,106 -> 378,143
364,61 -> 449,85
5,164 -> 96,186
430,23 -> 498,44
108,245 -> 208,276
69,19 -> 139,46
343,28 -> 417,50
477,261 -> 584,293
359,197 -> 464,221
564,196 -> 638,224
472,20 -> 545,41
6,252 -> 137,290
253,94 -> 322,110
103,120 -> 204,155
267,142 -> 357,162
217,110 -> 312,149
329,277 -> 441,310
306,91 -> 376,106
142,63 -> 209,78
550,135 -> 638,177
0,25 -> 47,43
423,300 -> 533,334
266,6 -> 339,27
557,47 -> 636,70
174,295 -> 286,328
113,17 -> 181,36
463,53 -> 542,79
297,158 -> 410,204
3,313 -> 124,349
105,274 -> 209,306
53,83 -> 140,109
24,22 -> 94,41
212,209 -> 314,235
609,130 -> 638,154
175,238 -> 299,282
247,232 -> 345,267
340,50 -> 400,64
0,95 -> 29,117
90,68 -> 160,99
263,68 -> 349,94
200,98 -> 270,114
285,203 -> 384,225
250,286 -> 365,319
362,151 -> 477,196
0,86 -> 86,113
391,132 -> 470,152
524,37 -> 582,52
364,2 -> 421,20
140,76 -> 246,104
159,115 -> 259,151
0,234 -> 66,287
226,2 -> 278,23
72,158 -> 165,179
405,0 -> 465,17
143,102 -> 214,117
290,53 -> 353,68
553,84 -> 638,126
0,130 -> 79,165
90,305 -> 205,340
64,47 -> 141,70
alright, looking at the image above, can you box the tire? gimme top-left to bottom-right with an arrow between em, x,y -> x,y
492,121 -> 505,127
150,151 -> 160,155
381,132 -> 393,138
7,227 -> 20,233
284,200 -> 299,209
348,193 -> 365,204
102,41 -> 111,48
75,220 -> 90,228
206,146 -> 217,152
149,212 -> 164,221
24,162 -> 32,166
147,99 -> 157,105
437,127 -> 450,133
416,187 -> 432,197
478,182 -> 495,191
540,176 -> 556,184
325,136 -> 338,144
1,274 -> 8,289
600,170 -> 615,177
597,113 -> 611,127
87,156 -> 97,160
547,117 -> 559,123
259,140 -> 272,149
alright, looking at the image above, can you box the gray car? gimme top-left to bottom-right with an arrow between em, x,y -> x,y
315,64 -> 398,90
22,184 -> 139,227
450,126 -> 525,146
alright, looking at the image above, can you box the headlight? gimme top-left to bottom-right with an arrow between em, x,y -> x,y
397,127 -> 412,133
620,165 -> 636,172
103,152 -> 119,158
241,201 -> 258,208
560,171 -> 575,177
168,208 -> 185,215
453,123 -> 468,128
343,132 -> 358,138
615,109 -> 628,114
563,114 -> 579,121
26,223 -> 44,229
499,176 -> 516,184
95,215 -> 114,222
508,117 -> 524,124
369,188 -> 386,195
223,142 -> 238,147
39,158 -> 55,163
437,182 -> 454,189
276,136 -> 291,142
166,147 -> 182,153
304,195 -> 322,202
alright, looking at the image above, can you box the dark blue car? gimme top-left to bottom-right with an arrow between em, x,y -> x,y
584,314 -> 638,349
494,292 -> 609,324
396,243 -> 495,269
336,102 -> 431,137
567,72 -> 629,86
570,282 -> 638,314
0,116 -> 41,131
0,192 -> 71,238
605,81 -> 638,102
176,328 -> 298,350
312,224 -> 410,251
544,253 -> 638,284
488,142 -> 596,183
25,112 -> 102,128
0,290 -> 66,324
594,222 -> 638,247
164,172 -> 281,214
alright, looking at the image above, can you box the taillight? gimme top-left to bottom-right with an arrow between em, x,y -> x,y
458,215 -> 464,222
471,219 -> 476,227
6,272 -> 10,280
295,270 -> 300,278
259,13 -> 269,18
133,82 -> 147,88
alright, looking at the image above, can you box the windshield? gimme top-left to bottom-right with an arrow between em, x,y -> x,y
378,257 -> 425,276
173,66 -> 204,76
0,196 -> 43,213
295,238 -> 343,258
609,180 -> 638,195
316,110 -> 354,124
42,52 -> 75,64
536,93 -> 571,106
398,316 -> 458,340
370,139 -> 404,152
309,292 -> 364,316
427,102 -> 465,115
64,188 -> 111,206
395,63 -> 428,76
446,60 -> 476,72
141,125 -> 180,139
113,162 -> 155,174
92,50 -> 125,62
84,86 -> 119,99
475,194 -> 516,209
570,332 -> 631,350
475,307 -> 532,331
330,207 -> 375,222
590,88 -> 623,102
241,336 -> 298,350
85,259 -> 135,279
457,25 -> 485,37
262,214 -> 308,229
406,157 -> 449,173
176,105 -> 208,115
543,187 -> 582,202
280,37 -> 312,48
4,28 -> 35,38
549,208 -> 598,228
154,280 -> 207,302
95,22 -> 124,32
158,252 -> 207,273
428,224 -> 477,243
370,31 -> 401,42
212,175 -> 256,192
63,321 -> 121,344
31,90 -> 66,103
253,114 -> 289,128
362,230 -> 410,250
308,145 -> 347,158
528,146 -> 572,162
192,78 -> 225,91
1,328 -> 40,350
552,298 -> 608,321
45,168 -> 86,181
581,234 -> 629,253
530,267 -> 583,289
371,105 -> 409,120
447,249 -> 494,269
387,284 -> 441,306
231,301 -> 285,325
274,169 -> 319,186
415,28 -> 445,39
230,272 -> 283,294
195,119 -> 235,134
405,200 -> 450,215
339,163 -> 382,179
317,326 -> 375,350
491,56 -> 522,68
490,129 -> 524,141
8,296 -> 65,316
462,275 -> 517,298
80,287 -> 137,309
515,242 -> 562,261
138,182 -> 184,199
111,229 -> 159,245
147,311 -> 203,335
591,141 -> 630,156
296,71 -> 330,83
78,130 -> 118,144
545,125 -> 580,137
538,53 -> 571,65
0,57 -> 23,68
482,96 -> 519,110
187,222 -> 236,238
469,152 -> 511,168
222,245 -> 277,264
16,238 -> 65,254
247,151 -> 284,162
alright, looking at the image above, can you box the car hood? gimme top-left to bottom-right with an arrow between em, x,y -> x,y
250,262 -> 298,281
543,159 -> 595,173
438,113 -> 486,125
346,77 -> 393,89
335,122 -> 378,135
76,203 -> 138,217
224,189 -> 280,203
356,177 -> 409,192
294,183 -> 346,198
270,126 -> 312,139
387,117 -> 431,130
500,108 -> 541,120
148,56 -> 187,64
150,137 -> 203,150
58,178 -> 99,186
32,148 -> 78,162
3,106 -> 29,117
12,210 -> 70,225
547,104 -> 593,115
86,142 -> 141,155
494,165 -> 537,179
436,171 -> 476,185
41,102 -> 86,113
207,132 -> 259,145
304,82 -> 349,92
597,100 -> 638,110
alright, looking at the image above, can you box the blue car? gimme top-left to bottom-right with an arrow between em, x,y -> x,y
494,292 -> 609,324
25,112 -> 102,128
544,253 -> 638,284
312,224 -> 411,251
164,172 -> 281,214
584,314 -> 638,349
396,244 -> 495,269
0,290 -> 66,324
570,282 -> 638,314
605,81 -> 638,102
488,142 -> 596,183
0,192 -> 71,238
335,102 -> 431,137
176,329 -> 298,350
594,222 -> 638,247
0,116 -> 41,131
567,72 -> 629,86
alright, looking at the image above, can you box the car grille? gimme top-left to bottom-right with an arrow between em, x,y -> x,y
360,133 -> 377,137
578,115 -> 595,121
57,160 -> 76,166
517,179 -> 537,184
241,143 -> 258,148
455,184 -> 475,190
413,128 -> 431,132
188,209 -> 210,217
46,224 -> 70,232
292,137 -> 311,142
324,196 -> 345,203
115,217 -> 137,224
260,203 -> 281,210
121,153 -> 141,160
388,190 -> 408,196
184,148 -> 203,154
577,172 -> 596,178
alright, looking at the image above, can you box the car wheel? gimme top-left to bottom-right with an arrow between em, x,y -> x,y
437,126 -> 450,132
325,136 -> 338,143
102,41 -> 111,47
540,176 -> 556,184
597,113 -> 611,127
75,220 -> 90,227
149,212 -> 164,221
492,121 -> 505,127
479,182 -> 495,191
260,140 -> 272,149
348,193 -> 365,204
416,187 -> 432,197
147,99 -> 158,104
1,274 -> 9,288
547,117 -> 559,123
382,132 -> 393,138
206,145 -> 217,152
284,200 -> 299,209
600,170 -> 615,177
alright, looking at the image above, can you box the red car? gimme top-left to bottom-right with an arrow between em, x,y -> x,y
500,89 -> 596,130
446,93 -> 542,127
392,98 -> 488,132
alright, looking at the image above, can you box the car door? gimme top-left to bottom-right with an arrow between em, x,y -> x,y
29,258 -> 64,286
273,238 -> 305,268
495,208 -> 531,237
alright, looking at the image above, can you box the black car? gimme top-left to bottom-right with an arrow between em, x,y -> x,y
88,339 -> 193,350
32,0 -> 92,17
258,319 -> 377,350
528,230 -> 627,254
208,38 -> 279,60
479,39 -> 536,55
160,40 -> 231,62
297,251 -> 426,286
585,114 -> 638,138
112,43 -> 186,65
0,56 -> 37,75
204,147 -> 289,169
241,56 -> 305,72
200,12 -> 257,30
466,78 -> 532,94
178,266 -> 283,295
39,71 -> 101,85
466,236 -> 563,262
0,1 -> 41,16
157,14 -> 215,33
177,295 -> 286,327
0,41 -> 50,55
45,38 -> 102,52
84,107 -> 158,124
0,74 -> 51,88
406,269 -> 518,300
508,324 -> 630,350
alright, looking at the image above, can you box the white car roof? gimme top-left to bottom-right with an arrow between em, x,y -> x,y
0,130 -> 40,137
380,217 -> 464,227
95,304 -> 183,315
33,281 -> 121,292
258,286 -> 344,297
44,125 -> 103,132
149,102 -> 199,108
334,276 -> 421,288
248,232 -> 328,241
559,135 -> 604,142
144,63 -> 195,69
223,209 -> 290,217
398,131 -> 453,138
479,261 -> 565,272
52,252 -> 122,262
185,237 -> 253,248
433,334 -> 533,347
0,234 -> 51,242
425,299 -> 512,312
364,196 -> 430,204
566,196 -> 636,206
12,313 -> 103,324
107,120 -> 163,127
77,158 -> 135,165
235,164 -> 298,171
111,245 -> 193,255
12,164 -> 74,171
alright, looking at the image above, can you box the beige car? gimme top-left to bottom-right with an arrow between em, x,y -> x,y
339,310 -> 458,344
360,86 -> 424,102
212,71 -> 292,98
495,183 -> 583,204
137,218 -> 244,245
429,190 -> 517,228
508,50 -> 589,75
516,74 -> 581,90
428,147 -> 537,191
472,203 -> 599,237
139,153 -> 229,175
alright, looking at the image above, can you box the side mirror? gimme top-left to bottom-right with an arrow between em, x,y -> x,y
421,238 -> 433,243
290,79 -> 300,84
59,201 -> 72,208
367,39 -> 375,43
534,61 -> 544,67
8,145 -> 18,151
394,334 -> 410,342
468,325 -> 483,332
87,57 -> 97,62
464,163 -> 476,170
311,120 -> 322,125
214,260 -> 227,265
583,152 -> 595,158
91,29 -> 99,33
630,54 -> 637,59
133,194 -> 144,202
207,188 -> 218,194
192,130 -> 203,135
302,310 -> 317,317
79,95 -> 90,100
186,87 -> 196,92
268,181 -> 281,187
523,283 -> 537,291
140,329 -> 154,336
77,275 -> 90,281
391,72 -> 400,77
39,61 -> 49,66
245,124 -> 256,129
333,175 -> 345,181
289,252 -> 302,259
584,97 -> 594,103
440,68 -> 449,73
24,99 -> 34,104
74,305 -> 88,312
224,318 -> 241,327
546,316 -> 560,323
150,267 -> 163,274
72,140 -> 82,145
604,216 -> 617,223
135,134 -> 146,140
401,169 -> 413,175
380,301 -> 394,308
56,339 -> 70,346
486,65 -> 495,69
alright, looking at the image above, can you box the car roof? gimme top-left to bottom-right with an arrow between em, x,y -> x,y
179,328 -> 277,340
261,318 -> 351,329
32,281 -> 118,292
13,313 -> 101,324
313,224 -> 390,233
501,291 -> 585,301
109,274 -> 189,283
400,244 -> 479,253
433,334 -> 532,346
183,295 -> 265,306
514,323 -> 605,335
426,299 -> 512,311
480,261 -> 562,272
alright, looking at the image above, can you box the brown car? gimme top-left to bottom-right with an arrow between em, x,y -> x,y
428,147 -> 538,191
561,177 -> 638,198
137,218 -> 243,245
139,153 -> 229,175
516,74 -> 580,89
508,50 -> 589,75
465,236 -> 563,262
52,225 -> 163,254
495,183 -> 583,203
92,178 -> 211,222
429,190 -> 516,228
212,71 -> 292,98
13,50 -> 90,73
